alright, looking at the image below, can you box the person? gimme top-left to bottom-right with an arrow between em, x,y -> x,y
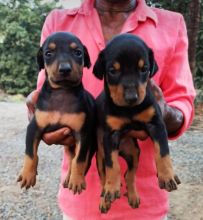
27,0 -> 196,219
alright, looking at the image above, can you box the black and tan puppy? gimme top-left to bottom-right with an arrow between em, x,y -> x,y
93,33 -> 180,213
17,32 -> 96,194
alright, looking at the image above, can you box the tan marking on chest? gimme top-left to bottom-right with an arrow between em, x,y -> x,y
35,110 -> 86,132
133,106 -> 155,123
106,115 -> 130,130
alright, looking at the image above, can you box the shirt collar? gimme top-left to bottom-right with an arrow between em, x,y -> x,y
66,0 -> 158,26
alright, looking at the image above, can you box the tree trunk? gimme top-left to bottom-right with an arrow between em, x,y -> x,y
187,0 -> 201,76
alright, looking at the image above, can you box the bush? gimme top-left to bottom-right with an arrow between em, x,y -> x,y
0,0 -> 56,95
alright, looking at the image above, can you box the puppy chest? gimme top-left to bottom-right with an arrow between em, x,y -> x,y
35,110 -> 86,132
106,106 -> 156,130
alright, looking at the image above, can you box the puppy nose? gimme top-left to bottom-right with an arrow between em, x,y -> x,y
59,63 -> 72,75
125,93 -> 138,105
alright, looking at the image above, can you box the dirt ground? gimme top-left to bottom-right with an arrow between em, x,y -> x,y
0,100 -> 203,220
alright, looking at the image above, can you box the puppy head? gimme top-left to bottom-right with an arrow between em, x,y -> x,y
93,34 -> 158,106
37,32 -> 91,88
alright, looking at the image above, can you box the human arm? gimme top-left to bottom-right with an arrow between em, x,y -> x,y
152,15 -> 196,139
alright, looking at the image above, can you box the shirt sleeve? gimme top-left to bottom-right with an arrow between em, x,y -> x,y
36,9 -> 57,90
160,15 -> 196,140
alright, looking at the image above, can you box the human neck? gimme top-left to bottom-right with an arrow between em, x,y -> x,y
95,0 -> 137,13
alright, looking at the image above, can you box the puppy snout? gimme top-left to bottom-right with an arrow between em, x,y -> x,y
59,63 -> 72,75
125,92 -> 138,104
124,85 -> 138,104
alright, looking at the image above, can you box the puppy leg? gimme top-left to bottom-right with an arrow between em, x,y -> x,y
96,129 -> 106,187
102,131 -> 121,203
63,144 -> 76,188
66,128 -> 91,194
154,141 -> 181,192
120,138 -> 140,208
96,129 -> 112,213
147,118 -> 181,192
17,117 -> 41,189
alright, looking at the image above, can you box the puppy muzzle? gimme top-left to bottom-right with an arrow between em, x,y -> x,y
59,63 -> 72,76
124,87 -> 138,105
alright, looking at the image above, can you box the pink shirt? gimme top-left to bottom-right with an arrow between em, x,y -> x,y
37,0 -> 196,219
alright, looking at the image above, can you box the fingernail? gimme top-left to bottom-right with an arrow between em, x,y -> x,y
64,129 -> 70,135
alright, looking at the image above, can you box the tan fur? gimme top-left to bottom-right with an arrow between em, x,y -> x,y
106,115 -> 130,130
113,61 -> 121,71
35,110 -> 86,132
137,82 -> 147,104
108,84 -> 127,106
45,62 -> 61,89
48,42 -> 56,50
18,139 -> 39,188
104,150 -> 120,196
133,105 -> 155,123
70,42 -> 78,49
121,138 -> 140,207
154,142 -> 175,182
138,59 -> 144,68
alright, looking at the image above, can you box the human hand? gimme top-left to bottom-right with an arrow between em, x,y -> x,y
26,90 -> 75,146
26,90 -> 39,121
43,127 -> 75,146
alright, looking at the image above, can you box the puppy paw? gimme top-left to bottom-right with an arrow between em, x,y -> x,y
102,182 -> 121,202
156,155 -> 181,192
65,174 -> 86,194
158,174 -> 181,192
124,191 -> 140,208
17,169 -> 37,189
99,196 -> 111,213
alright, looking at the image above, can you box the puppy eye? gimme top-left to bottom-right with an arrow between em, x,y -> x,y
140,66 -> 149,73
73,49 -> 82,57
45,50 -> 53,57
108,68 -> 117,75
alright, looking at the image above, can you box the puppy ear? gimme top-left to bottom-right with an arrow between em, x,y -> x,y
37,47 -> 44,70
93,50 -> 105,80
83,45 -> 91,68
148,48 -> 158,77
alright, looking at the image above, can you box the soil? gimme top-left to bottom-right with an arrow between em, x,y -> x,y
0,100 -> 203,220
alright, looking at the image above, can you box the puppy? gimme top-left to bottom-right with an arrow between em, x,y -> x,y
93,33 -> 180,213
17,32 -> 96,194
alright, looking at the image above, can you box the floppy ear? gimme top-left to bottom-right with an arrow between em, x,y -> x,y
93,50 -> 105,80
148,48 -> 158,77
37,47 -> 44,70
83,45 -> 91,68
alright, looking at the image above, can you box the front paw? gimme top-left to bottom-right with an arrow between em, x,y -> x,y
17,169 -> 37,189
65,174 -> 86,194
156,155 -> 181,192
158,173 -> 181,192
102,181 -> 121,202
124,191 -> 140,208
99,196 -> 111,213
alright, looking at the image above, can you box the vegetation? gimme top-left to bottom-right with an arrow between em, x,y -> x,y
0,0 -> 55,95
0,0 -> 202,97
